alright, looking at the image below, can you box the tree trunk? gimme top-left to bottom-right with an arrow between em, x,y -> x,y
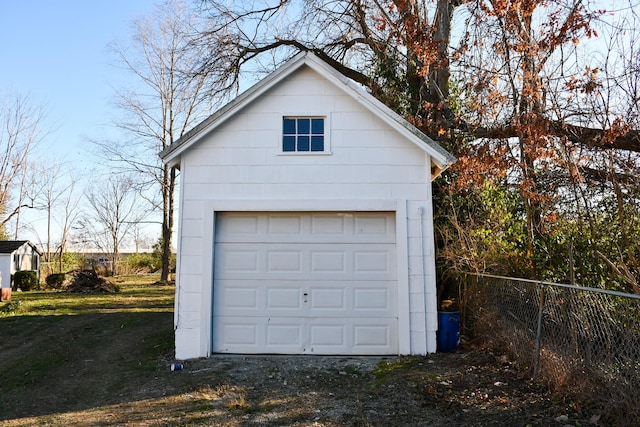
46,204 -> 51,263
113,237 -> 119,276
428,0 -> 456,104
518,6 -> 543,279
160,164 -> 176,284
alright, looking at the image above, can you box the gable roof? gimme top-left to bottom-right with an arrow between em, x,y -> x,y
160,51 -> 456,179
0,240 -> 42,255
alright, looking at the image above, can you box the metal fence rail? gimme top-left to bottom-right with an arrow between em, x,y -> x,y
464,274 -> 640,422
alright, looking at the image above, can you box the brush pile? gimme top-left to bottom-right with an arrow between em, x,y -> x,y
64,270 -> 119,293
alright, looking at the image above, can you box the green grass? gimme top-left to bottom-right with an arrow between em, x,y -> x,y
0,275 -> 174,317
0,274 -> 177,421
371,357 -> 421,387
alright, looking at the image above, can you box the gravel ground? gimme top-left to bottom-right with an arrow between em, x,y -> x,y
159,348 -> 579,426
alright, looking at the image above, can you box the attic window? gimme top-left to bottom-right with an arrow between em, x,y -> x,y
282,117 -> 325,153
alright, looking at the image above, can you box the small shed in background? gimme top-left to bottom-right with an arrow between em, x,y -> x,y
0,241 -> 42,297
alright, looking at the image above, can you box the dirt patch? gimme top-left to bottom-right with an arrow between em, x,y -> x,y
148,349 -> 570,427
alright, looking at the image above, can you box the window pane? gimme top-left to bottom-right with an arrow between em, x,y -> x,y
283,118 -> 296,134
297,118 -> 310,134
297,136 -> 310,151
283,136 -> 296,151
311,136 -> 324,151
311,118 -> 324,135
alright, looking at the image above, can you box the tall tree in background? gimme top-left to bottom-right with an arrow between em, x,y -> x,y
0,91 -> 45,238
83,174 -> 147,276
35,163 -> 67,263
192,0 -> 639,286
55,175 -> 81,273
100,0 -> 213,284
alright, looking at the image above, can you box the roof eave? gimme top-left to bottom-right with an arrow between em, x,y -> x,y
160,51 -> 309,164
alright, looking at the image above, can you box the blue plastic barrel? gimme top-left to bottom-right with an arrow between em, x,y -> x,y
437,311 -> 460,352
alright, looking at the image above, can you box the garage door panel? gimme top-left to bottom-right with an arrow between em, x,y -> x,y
354,215 -> 392,237
216,280 -> 305,316
216,243 -> 395,280
215,318 -> 259,347
308,282 -> 397,317
353,286 -> 396,311
216,280 -> 397,317
307,318 -> 398,355
309,288 -> 345,310
353,250 -> 393,275
267,288 -> 303,309
267,323 -> 303,347
220,249 -> 260,272
217,212 -> 395,244
222,287 -> 258,309
353,321 -> 398,350
310,215 -> 347,236
309,323 -> 346,352
310,251 -> 346,273
214,317 -> 305,354
220,214 -> 260,236
214,281 -> 263,313
267,250 -> 303,272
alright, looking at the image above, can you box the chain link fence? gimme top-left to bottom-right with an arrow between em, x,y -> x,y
463,273 -> 640,424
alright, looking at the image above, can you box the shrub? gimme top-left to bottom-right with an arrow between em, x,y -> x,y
123,253 -> 158,274
13,271 -> 38,291
152,238 -> 176,273
45,273 -> 66,289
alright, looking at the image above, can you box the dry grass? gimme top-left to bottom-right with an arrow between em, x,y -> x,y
469,304 -> 637,426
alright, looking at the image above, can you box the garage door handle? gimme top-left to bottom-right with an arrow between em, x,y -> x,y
303,292 -> 308,303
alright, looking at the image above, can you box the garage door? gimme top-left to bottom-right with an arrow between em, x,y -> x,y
212,211 -> 398,355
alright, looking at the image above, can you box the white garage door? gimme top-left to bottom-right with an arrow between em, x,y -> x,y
212,211 -> 398,355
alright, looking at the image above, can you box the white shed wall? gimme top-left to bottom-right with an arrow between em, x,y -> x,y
0,255 -> 11,289
174,66 -> 439,359
13,243 -> 37,273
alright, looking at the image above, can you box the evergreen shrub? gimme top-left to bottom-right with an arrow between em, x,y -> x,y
13,271 -> 38,291
45,273 -> 66,289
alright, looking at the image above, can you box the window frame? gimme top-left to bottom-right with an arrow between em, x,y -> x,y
279,115 -> 331,155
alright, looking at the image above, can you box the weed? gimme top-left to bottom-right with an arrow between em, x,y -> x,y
372,357 -> 420,382
225,394 -> 252,412
0,300 -> 22,315
343,366 -> 360,376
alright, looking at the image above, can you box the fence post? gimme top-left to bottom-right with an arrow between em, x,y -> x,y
533,283 -> 546,378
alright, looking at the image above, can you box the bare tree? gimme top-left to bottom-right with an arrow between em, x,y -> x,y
55,175 -> 81,273
84,174 -> 148,276
97,0 -> 214,284
0,91 -> 46,237
32,162 -> 69,262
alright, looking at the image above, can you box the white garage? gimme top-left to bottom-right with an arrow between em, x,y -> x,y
160,52 -> 455,359
213,211 -> 398,355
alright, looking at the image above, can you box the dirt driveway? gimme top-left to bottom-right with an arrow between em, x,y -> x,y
138,349 -> 567,426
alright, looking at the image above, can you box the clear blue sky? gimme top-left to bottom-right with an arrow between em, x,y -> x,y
0,0 -> 158,162
0,1 -> 160,246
